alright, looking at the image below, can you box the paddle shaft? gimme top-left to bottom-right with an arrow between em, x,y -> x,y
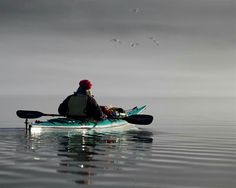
43,114 -> 62,117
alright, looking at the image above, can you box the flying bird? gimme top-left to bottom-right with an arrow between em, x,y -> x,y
130,42 -> 140,47
110,38 -> 122,44
149,37 -> 159,46
130,8 -> 143,14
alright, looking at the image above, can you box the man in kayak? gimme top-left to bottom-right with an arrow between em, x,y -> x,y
58,80 -> 107,120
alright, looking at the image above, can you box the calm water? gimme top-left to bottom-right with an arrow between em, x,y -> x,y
0,96 -> 235,188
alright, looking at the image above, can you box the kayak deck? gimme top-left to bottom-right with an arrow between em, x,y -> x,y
31,105 -> 146,130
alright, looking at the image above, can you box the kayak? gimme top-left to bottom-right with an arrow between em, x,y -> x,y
30,105 -> 147,132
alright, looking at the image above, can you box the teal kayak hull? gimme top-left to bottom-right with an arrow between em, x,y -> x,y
31,105 -> 146,130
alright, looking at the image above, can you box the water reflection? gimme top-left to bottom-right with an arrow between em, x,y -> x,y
26,129 -> 153,185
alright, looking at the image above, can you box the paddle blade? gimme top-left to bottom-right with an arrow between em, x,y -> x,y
124,114 -> 153,125
16,110 -> 44,119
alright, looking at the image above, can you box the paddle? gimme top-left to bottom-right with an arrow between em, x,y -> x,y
16,110 -> 153,125
122,114 -> 153,125
16,110 -> 61,119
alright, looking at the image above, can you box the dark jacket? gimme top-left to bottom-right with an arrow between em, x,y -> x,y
58,90 -> 105,120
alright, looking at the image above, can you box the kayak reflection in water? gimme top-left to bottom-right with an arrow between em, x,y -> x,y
58,79 -> 107,121
56,131 -> 153,185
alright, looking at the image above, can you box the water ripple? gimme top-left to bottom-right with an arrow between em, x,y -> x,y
0,128 -> 235,188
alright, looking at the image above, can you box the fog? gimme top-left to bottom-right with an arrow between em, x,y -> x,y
0,0 -> 235,97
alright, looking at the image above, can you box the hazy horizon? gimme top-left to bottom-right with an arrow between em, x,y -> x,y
0,0 -> 235,97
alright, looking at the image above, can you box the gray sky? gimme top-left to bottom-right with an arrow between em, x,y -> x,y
0,0 -> 235,97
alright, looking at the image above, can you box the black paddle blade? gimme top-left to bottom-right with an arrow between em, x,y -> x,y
124,114 -> 153,125
16,110 -> 44,119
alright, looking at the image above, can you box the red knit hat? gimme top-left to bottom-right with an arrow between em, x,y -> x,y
79,79 -> 93,90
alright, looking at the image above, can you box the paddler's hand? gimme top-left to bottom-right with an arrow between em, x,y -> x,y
101,113 -> 108,119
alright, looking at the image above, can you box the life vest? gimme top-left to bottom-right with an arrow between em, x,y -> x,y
67,95 -> 88,117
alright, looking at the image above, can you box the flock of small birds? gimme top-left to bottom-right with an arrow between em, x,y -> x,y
110,37 -> 159,48
110,8 -> 159,48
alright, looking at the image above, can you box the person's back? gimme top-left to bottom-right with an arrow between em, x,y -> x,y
58,80 -> 106,120
67,94 -> 88,117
